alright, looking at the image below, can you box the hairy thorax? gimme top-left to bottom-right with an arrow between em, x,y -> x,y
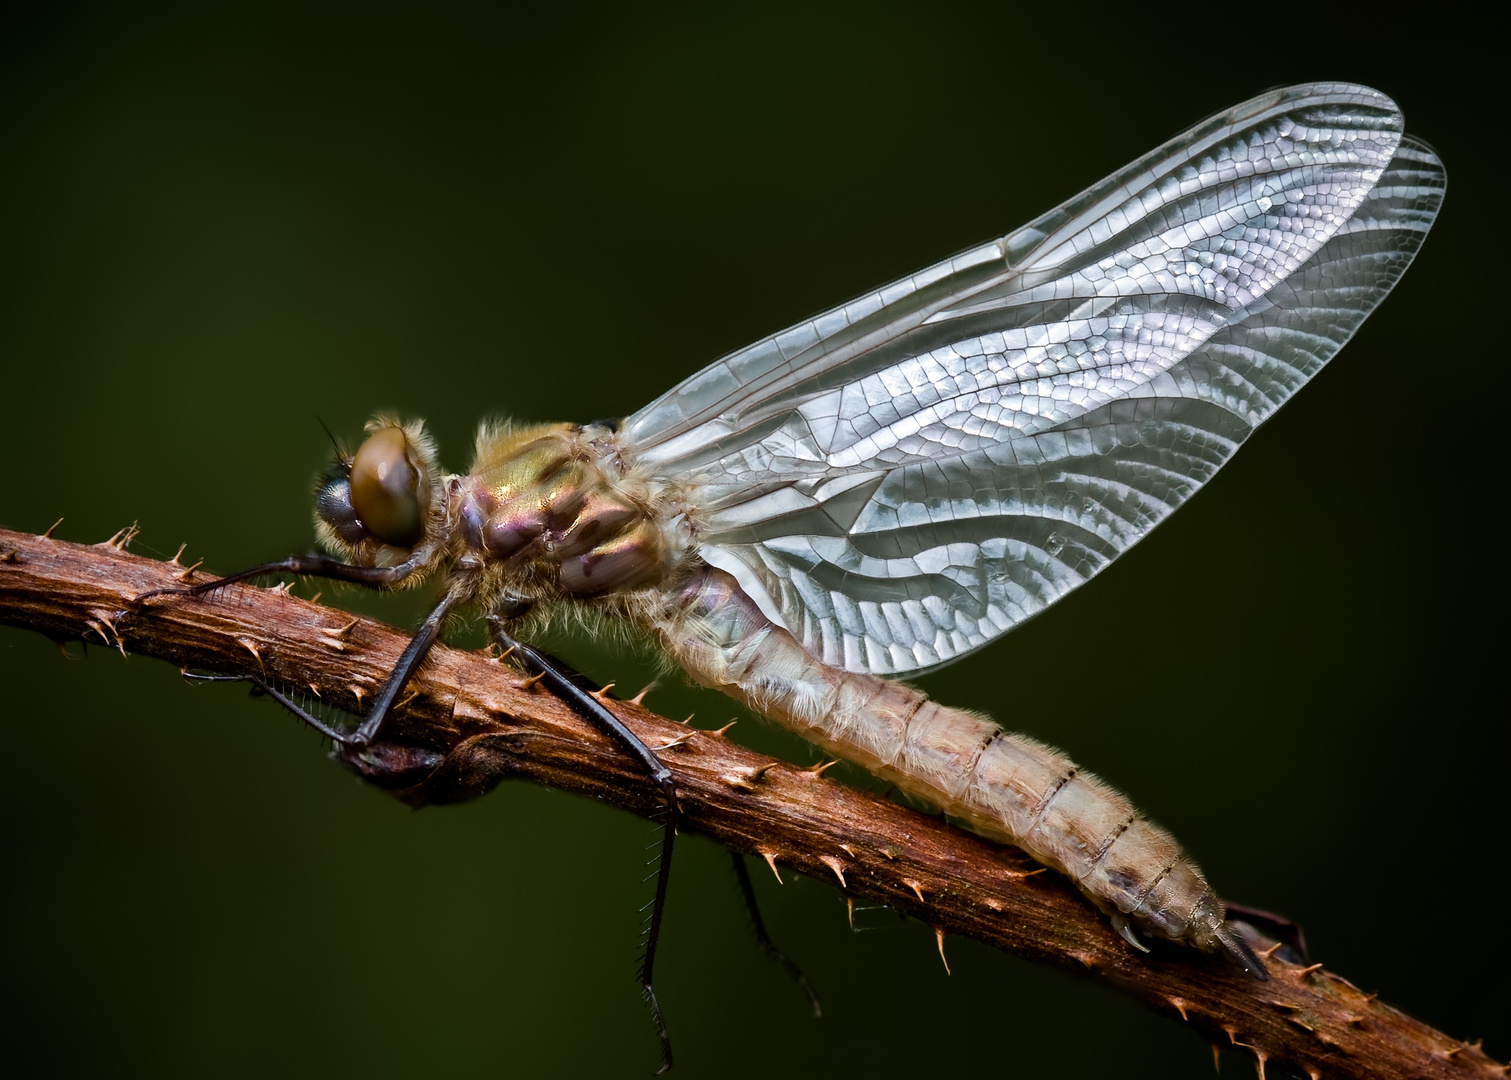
449,422 -> 689,609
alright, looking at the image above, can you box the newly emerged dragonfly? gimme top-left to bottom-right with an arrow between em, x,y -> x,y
159,83 -> 1443,1070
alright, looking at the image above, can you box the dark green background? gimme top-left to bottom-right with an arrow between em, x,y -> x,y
2,6 -> 1502,1077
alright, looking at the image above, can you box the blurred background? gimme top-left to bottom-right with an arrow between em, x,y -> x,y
1,5 -> 1502,1076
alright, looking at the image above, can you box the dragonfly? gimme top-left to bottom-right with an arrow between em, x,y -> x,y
155,82 -> 1443,1071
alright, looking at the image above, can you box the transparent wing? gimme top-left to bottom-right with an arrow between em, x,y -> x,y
622,86 -> 1445,675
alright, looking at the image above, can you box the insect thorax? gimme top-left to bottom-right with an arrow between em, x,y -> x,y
452,422 -> 685,610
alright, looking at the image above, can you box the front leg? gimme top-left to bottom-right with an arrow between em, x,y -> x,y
141,548 -> 459,749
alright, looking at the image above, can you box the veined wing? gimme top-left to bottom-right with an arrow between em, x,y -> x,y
621,86 -> 1445,675
625,83 -> 1404,478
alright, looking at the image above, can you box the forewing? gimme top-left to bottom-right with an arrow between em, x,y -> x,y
626,83 -> 1404,482
622,86 -> 1444,675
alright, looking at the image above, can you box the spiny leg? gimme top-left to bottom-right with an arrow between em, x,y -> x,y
139,552 -> 456,749
182,670 -> 352,742
181,669 -> 448,789
137,550 -> 430,602
730,852 -> 821,1018
488,616 -> 678,1076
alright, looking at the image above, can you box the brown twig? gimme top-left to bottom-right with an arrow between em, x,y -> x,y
0,525 -> 1501,1080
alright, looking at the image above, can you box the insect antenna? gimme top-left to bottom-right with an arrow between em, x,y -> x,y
315,415 -> 351,465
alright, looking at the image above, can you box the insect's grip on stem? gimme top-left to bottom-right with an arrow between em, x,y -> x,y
140,554 -> 461,751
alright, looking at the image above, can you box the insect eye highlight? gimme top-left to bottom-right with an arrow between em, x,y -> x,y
349,426 -> 427,548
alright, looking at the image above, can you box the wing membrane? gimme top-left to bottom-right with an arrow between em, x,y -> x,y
623,87 -> 1444,675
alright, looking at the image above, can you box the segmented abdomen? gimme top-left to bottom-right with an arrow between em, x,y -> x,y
650,564 -> 1230,954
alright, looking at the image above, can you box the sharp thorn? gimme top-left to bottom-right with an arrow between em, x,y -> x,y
169,542 -> 187,566
102,522 -> 140,550
654,731 -> 697,752
310,591 -> 322,604
818,855 -> 847,889
519,671 -> 546,690
720,761 -> 777,789
1211,1044 -> 1222,1075
237,637 -> 265,673
1260,941 -> 1284,959
934,927 -> 951,975
308,683 -> 321,698
629,683 -> 655,706
1170,997 -> 1189,1022
803,758 -> 840,779
711,720 -> 737,737
1295,962 -> 1324,977
903,879 -> 926,903
397,689 -> 419,710
759,851 -> 783,884
846,896 -> 854,930
42,517 -> 64,539
175,558 -> 204,582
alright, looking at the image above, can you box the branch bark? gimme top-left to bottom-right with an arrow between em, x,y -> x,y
0,525 -> 1500,1080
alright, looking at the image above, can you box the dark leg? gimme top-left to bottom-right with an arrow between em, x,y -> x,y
141,548 -> 457,749
181,670 -> 351,741
730,852 -> 822,1018
347,586 -> 462,746
488,617 -> 678,1076
136,551 -> 429,602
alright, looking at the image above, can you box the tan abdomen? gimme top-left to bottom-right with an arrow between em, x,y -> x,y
651,564 -> 1229,954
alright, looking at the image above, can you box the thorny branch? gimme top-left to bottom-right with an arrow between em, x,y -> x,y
0,525 -> 1502,1080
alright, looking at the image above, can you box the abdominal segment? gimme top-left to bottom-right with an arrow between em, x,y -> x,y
652,564 -> 1230,954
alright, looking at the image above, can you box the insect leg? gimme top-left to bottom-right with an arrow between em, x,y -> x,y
730,852 -> 821,1017
487,616 -> 678,1076
141,548 -> 459,747
136,551 -> 429,603
345,584 -> 465,746
181,670 -> 352,742
175,583 -> 461,750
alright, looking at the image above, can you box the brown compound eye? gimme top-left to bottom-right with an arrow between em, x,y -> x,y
349,426 -> 427,548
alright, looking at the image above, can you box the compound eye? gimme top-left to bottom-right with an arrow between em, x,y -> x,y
349,427 -> 426,548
